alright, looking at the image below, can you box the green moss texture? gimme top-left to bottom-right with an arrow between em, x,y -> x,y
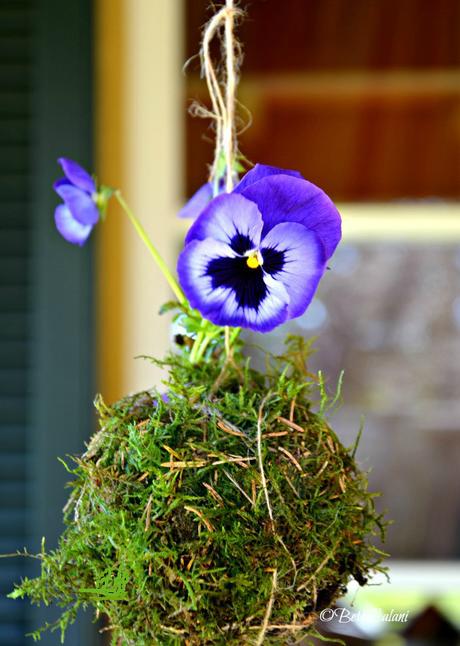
11,336 -> 386,645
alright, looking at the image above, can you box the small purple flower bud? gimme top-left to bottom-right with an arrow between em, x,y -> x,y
178,178 -> 225,220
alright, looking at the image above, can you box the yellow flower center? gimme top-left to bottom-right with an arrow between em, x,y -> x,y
246,252 -> 262,269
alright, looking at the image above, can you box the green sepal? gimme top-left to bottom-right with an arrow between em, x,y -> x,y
94,185 -> 115,220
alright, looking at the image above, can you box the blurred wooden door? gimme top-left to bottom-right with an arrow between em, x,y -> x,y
184,0 -> 460,201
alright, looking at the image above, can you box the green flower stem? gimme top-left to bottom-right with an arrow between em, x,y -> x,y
194,329 -> 220,362
190,326 -> 241,364
229,326 -> 241,346
195,335 -> 214,361
189,330 -> 205,364
114,191 -> 186,305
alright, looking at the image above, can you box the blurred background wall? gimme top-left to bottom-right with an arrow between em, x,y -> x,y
1,1 -> 459,644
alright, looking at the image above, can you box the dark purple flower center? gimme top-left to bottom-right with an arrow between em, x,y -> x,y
262,247 -> 285,275
230,232 -> 253,255
206,246 -> 285,311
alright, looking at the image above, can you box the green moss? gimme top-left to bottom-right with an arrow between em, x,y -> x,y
10,336 -> 387,645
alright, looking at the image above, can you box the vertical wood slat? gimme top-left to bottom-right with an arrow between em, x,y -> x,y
96,0 -> 184,400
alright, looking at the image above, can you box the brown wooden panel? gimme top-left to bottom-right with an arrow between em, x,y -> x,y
185,0 -> 460,72
185,81 -> 460,200
184,0 -> 460,201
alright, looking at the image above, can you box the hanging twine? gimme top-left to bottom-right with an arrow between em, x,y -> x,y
191,0 -> 244,193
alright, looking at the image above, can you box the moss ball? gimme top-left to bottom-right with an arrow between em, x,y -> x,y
14,340 -> 386,645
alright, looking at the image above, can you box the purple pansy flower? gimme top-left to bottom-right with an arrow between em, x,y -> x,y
177,164 -> 341,333
178,182 -> 214,219
53,158 -> 100,246
178,179 -> 225,220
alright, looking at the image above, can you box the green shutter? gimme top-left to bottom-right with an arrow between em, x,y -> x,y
0,2 -> 34,642
0,0 -> 100,644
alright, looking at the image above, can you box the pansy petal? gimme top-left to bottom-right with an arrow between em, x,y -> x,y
233,163 -> 303,193
261,222 -> 327,318
240,175 -> 341,259
178,182 -> 213,219
212,273 -> 289,332
54,204 -> 92,246
58,157 -> 96,194
177,237 -> 289,332
54,179 -> 99,226
178,238 -> 238,314
185,193 -> 263,253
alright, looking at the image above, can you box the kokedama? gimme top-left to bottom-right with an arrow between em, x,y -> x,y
8,2 -> 387,645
